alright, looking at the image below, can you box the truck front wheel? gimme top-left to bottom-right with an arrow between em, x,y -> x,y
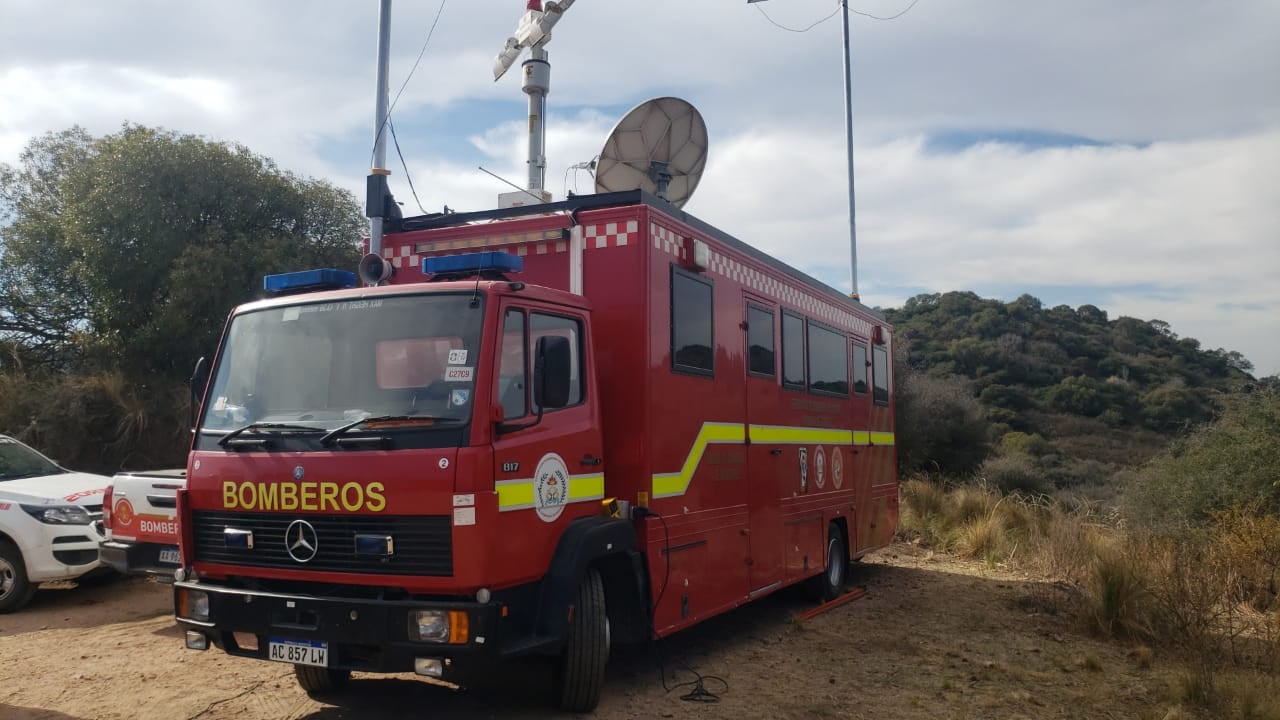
554,566 -> 610,712
0,540 -> 37,614
293,665 -> 350,696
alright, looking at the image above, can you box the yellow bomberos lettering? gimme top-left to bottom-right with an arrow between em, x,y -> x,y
219,481 -> 388,513
366,482 -> 386,512
280,482 -> 298,511
238,482 -> 256,509
340,482 -> 361,512
320,483 -> 339,512
300,482 -> 318,511
257,483 -> 278,510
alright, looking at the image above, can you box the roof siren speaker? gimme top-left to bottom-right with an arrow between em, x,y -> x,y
358,252 -> 395,286
594,97 -> 709,210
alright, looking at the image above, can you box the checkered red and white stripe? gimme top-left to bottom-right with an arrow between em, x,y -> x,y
651,222 -> 874,338
584,220 -> 637,249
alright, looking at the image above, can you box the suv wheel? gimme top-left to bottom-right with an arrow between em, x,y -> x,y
0,540 -> 38,613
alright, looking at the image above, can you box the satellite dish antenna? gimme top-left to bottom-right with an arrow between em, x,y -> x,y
594,97 -> 708,210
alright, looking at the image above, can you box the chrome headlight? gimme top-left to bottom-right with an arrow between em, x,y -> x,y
179,588 -> 210,622
409,610 -> 450,643
20,504 -> 92,525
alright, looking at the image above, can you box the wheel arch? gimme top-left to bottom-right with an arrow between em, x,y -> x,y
536,515 -> 643,644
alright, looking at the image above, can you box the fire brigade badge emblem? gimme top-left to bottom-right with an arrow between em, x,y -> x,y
798,447 -> 808,493
815,446 -> 826,489
832,447 -> 844,490
533,453 -> 570,522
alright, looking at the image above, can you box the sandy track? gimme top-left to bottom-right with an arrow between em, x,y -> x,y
0,545 -> 1174,720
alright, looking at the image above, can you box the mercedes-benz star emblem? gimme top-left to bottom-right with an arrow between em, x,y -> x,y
285,520 -> 319,563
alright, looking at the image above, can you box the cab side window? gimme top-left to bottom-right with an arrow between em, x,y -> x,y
530,312 -> 585,410
498,310 -> 527,420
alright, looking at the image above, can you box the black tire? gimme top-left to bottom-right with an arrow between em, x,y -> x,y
808,523 -> 849,603
0,540 -> 38,614
555,567 -> 610,713
293,664 -> 351,695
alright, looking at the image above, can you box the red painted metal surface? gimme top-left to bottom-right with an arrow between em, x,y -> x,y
184,195 -> 897,641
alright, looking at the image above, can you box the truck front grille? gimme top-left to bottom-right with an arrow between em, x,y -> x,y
191,511 -> 453,577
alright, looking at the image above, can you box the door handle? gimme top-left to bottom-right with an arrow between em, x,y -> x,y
581,455 -> 603,466
770,448 -> 783,455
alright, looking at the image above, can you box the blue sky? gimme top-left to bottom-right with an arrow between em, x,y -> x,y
1,0 -> 1277,376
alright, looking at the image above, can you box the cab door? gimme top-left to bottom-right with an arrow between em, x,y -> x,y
743,297 -> 784,592
490,300 -> 604,567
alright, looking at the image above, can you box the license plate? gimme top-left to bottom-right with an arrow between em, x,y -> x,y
268,638 -> 328,667
158,547 -> 181,565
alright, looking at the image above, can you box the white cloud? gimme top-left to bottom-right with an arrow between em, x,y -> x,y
1,0 -> 1277,376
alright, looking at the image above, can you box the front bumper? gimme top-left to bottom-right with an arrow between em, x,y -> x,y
20,524 -> 105,583
173,581 -> 505,686
100,540 -> 179,581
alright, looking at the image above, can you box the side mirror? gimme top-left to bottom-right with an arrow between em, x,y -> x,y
534,335 -> 572,411
189,356 -> 209,431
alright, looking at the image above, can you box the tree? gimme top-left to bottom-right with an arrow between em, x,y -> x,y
1,124 -> 364,378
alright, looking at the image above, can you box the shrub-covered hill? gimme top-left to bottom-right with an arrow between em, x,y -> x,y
881,291 -> 1267,484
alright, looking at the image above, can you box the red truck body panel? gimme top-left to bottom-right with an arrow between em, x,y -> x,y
367,193 -> 899,636
182,191 -> 896,642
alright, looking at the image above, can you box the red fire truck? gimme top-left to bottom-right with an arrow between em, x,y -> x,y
172,189 -> 898,711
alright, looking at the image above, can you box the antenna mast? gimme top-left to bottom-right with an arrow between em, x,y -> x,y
493,0 -> 577,204
365,0 -> 395,282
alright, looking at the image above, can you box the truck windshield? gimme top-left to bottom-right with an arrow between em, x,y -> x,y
199,293 -> 484,440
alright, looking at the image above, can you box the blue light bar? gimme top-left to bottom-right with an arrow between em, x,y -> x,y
422,251 -> 523,276
263,268 -> 357,294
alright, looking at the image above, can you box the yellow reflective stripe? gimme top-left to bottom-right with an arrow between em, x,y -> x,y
568,473 -> 605,501
496,480 -> 535,511
498,474 -> 605,511
748,425 -> 853,445
852,431 -> 871,445
652,422 -> 746,498
870,431 -> 896,445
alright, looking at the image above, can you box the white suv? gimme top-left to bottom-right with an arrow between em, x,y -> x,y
0,434 -> 112,612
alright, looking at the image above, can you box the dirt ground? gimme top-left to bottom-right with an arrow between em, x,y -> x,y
0,543 -> 1182,720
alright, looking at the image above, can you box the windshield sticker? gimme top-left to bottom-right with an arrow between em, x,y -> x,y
450,389 -> 470,406
445,366 -> 474,382
282,306 -> 300,322
448,349 -> 468,364
534,453 -> 570,522
294,299 -> 385,316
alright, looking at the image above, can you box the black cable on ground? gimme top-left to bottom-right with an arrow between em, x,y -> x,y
635,506 -> 730,703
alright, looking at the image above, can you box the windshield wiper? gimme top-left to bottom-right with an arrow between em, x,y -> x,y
217,422 -> 325,447
319,415 -> 457,447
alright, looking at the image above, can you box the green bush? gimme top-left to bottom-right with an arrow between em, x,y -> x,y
1123,390 -> 1280,529
0,369 -> 188,474
980,454 -> 1051,495
894,366 -> 992,475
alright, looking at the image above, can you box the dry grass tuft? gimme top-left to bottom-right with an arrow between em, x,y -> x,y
1128,645 -> 1154,669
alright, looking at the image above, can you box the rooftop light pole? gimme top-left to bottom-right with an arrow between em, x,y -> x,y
748,0 -> 859,300
366,0 -> 394,276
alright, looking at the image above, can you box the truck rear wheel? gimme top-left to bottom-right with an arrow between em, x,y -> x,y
554,567 -> 609,713
293,665 -> 350,695
0,540 -> 37,614
808,522 -> 848,603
